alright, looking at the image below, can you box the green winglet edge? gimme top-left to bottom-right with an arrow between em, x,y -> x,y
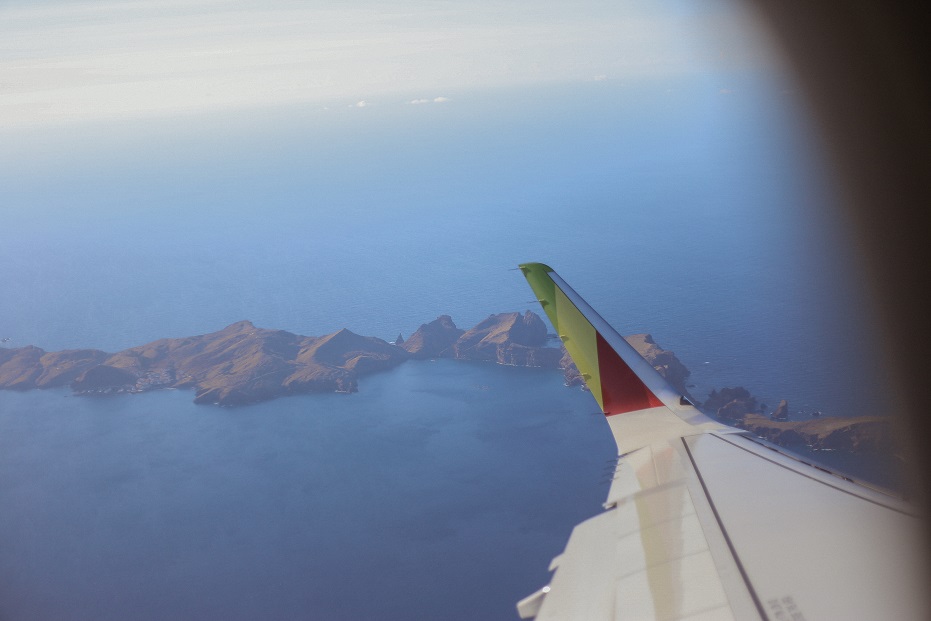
518,262 -> 560,333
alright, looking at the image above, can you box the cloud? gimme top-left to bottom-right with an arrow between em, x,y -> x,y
410,96 -> 449,105
353,100 -> 368,108
592,74 -> 608,81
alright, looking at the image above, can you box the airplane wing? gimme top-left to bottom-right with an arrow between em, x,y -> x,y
516,263 -> 927,621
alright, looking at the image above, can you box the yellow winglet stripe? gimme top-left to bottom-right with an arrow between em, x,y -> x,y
520,263 -> 559,330
520,262 -> 604,410
554,285 -> 603,410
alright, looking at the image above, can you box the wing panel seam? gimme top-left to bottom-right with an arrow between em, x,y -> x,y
712,434 -> 913,515
681,437 -> 768,621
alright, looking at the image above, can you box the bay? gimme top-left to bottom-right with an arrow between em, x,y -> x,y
0,361 -> 614,621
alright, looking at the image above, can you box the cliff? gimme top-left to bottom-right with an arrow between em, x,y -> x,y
703,386 -> 758,421
452,311 -> 563,368
401,315 -> 464,359
402,312 -> 563,368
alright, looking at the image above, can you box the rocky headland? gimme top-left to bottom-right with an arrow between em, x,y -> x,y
700,386 -> 898,456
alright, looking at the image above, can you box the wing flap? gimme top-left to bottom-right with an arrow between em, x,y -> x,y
533,439 -> 748,621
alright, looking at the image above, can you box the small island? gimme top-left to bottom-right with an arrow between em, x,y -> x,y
0,311 -> 897,455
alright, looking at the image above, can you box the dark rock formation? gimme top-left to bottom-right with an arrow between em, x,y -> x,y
771,399 -> 790,421
703,387 -> 758,421
401,315 -> 464,359
394,333 -> 404,346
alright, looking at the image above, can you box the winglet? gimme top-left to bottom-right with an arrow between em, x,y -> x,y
519,262 -> 683,416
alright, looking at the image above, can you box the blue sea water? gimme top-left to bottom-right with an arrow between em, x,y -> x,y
0,73 -> 898,619
0,362 -> 613,621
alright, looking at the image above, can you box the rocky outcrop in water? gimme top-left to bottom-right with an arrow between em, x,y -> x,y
771,399 -> 790,421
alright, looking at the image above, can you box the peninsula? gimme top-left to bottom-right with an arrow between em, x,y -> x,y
0,312 -> 896,455
700,386 -> 899,456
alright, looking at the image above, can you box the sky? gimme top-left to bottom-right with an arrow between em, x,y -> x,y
1,0 -> 779,132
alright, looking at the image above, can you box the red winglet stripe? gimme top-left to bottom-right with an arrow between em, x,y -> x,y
596,332 -> 663,416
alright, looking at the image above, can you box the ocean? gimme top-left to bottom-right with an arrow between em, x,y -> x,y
0,73 -> 897,619
0,362 -> 614,621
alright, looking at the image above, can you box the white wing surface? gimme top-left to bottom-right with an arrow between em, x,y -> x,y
516,263 -> 926,621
